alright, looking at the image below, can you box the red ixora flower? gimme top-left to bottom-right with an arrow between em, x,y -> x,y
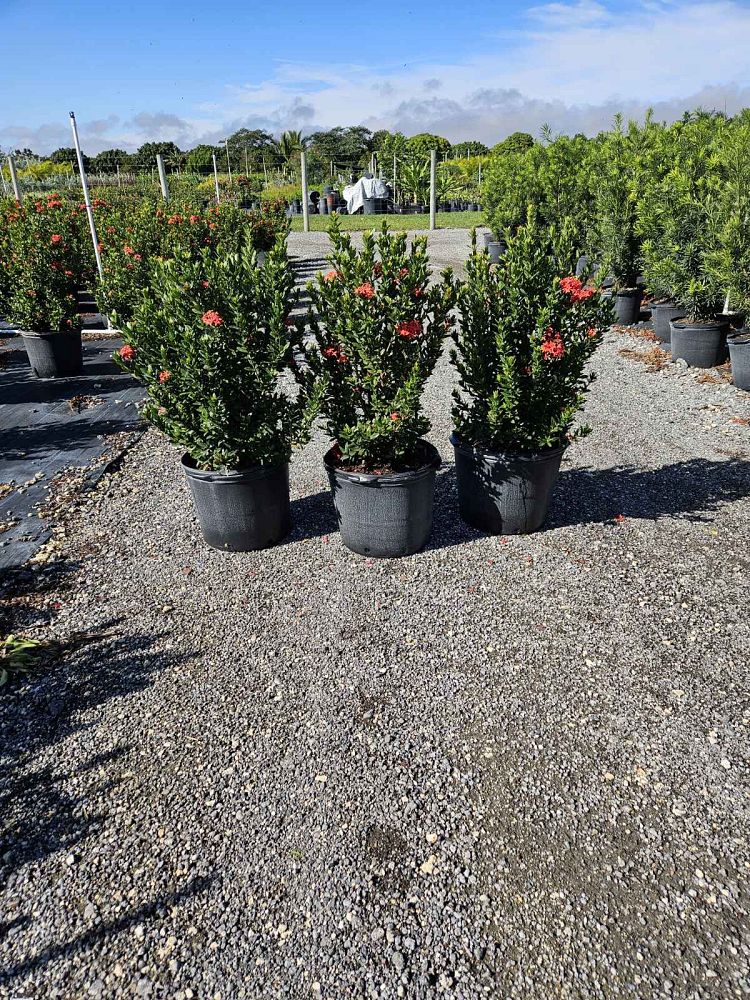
587,326 -> 598,339
123,245 -> 135,255
323,270 -> 340,282
540,328 -> 565,360
201,281 -> 210,288
50,234 -> 62,244
390,411 -> 400,422
118,345 -> 135,361
158,370 -> 171,384
561,274 -> 595,303
189,215 -> 200,223
354,282 -> 375,299
412,287 -> 424,299
202,310 -> 223,327
397,319 -> 421,340
167,214 -> 182,225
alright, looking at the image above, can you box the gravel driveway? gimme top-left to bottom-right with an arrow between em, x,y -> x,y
1,230 -> 749,1000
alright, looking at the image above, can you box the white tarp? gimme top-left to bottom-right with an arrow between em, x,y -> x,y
342,176 -> 390,216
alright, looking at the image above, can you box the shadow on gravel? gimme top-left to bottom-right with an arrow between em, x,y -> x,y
0,874 -> 215,987
549,457 -> 750,527
0,625 -> 193,881
286,488 -> 338,541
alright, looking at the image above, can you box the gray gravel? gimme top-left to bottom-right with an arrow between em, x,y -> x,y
1,229 -> 750,999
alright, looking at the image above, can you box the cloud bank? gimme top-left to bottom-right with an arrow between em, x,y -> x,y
3,0 -> 750,153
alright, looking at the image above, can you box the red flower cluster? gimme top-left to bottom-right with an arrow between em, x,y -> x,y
323,345 -> 348,364
158,370 -> 171,384
587,326 -> 597,339
560,275 -> 595,303
167,214 -> 182,225
397,319 -> 421,340
540,328 -> 565,360
119,345 -> 135,361
390,411 -> 400,422
50,234 -> 62,244
123,245 -> 136,256
201,310 -> 223,327
324,270 -> 342,283
189,215 -> 200,224
354,282 -> 375,299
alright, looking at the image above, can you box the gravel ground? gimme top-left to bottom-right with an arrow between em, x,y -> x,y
1,229 -> 750,999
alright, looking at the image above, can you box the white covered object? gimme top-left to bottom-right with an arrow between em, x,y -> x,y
342,175 -> 389,215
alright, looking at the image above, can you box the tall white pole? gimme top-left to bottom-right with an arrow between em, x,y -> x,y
156,153 -> 170,202
301,151 -> 310,233
429,149 -> 437,231
7,155 -> 22,203
0,163 -> 9,197
69,111 -> 103,283
116,162 -> 122,188
244,145 -> 249,176
393,154 -> 397,203
212,154 -> 221,204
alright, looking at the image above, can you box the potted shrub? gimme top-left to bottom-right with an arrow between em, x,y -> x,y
1,196 -> 87,378
451,217 -> 610,534
115,236 -> 317,551
303,220 -> 455,557
590,118 -> 643,326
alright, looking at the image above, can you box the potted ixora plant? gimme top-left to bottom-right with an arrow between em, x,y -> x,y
451,217 -> 611,534
304,221 -> 455,558
590,117 -> 643,326
115,236 -> 317,551
1,197 -> 86,378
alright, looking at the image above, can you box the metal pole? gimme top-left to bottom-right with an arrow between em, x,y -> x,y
244,145 -> 249,176
393,154 -> 397,202
301,151 -> 310,233
7,155 -> 22,203
156,154 -> 170,202
116,162 -> 122,188
69,111 -> 104,283
429,149 -> 437,231
262,155 -> 268,185
212,154 -> 221,204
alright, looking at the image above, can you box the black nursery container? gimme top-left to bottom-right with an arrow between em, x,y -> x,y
324,443 -> 440,558
182,457 -> 291,551
21,329 -> 83,378
613,288 -> 643,326
650,302 -> 685,343
670,318 -> 729,368
728,335 -> 750,391
452,435 -> 565,535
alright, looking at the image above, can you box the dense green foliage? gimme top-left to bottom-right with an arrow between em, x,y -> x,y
452,215 -> 611,452
115,237 -> 316,470
303,221 -> 455,470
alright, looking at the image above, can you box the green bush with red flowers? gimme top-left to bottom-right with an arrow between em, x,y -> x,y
114,234 -> 318,471
303,220 -> 455,470
0,194 -> 89,332
452,214 -> 612,453
97,199 -> 287,323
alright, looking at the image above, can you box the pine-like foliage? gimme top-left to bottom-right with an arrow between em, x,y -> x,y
304,220 -> 455,470
114,236 -> 317,470
590,116 -> 642,289
452,215 -> 612,453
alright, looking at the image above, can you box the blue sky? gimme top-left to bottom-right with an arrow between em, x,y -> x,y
2,0 -> 750,152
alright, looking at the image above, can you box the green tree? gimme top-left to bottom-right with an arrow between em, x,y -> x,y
452,141 -> 488,157
186,144 -> 220,175
492,132 -> 535,155
90,149 -> 131,174
133,141 -> 184,173
406,133 -> 451,161
49,147 -> 88,169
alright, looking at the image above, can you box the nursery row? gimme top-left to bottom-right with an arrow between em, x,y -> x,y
101,218 -> 610,556
483,110 -> 750,372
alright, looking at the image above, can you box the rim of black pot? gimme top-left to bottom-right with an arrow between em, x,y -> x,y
181,453 -> 288,482
324,441 -> 441,485
450,432 -> 567,462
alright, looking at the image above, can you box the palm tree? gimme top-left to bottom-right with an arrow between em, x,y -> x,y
278,130 -> 306,169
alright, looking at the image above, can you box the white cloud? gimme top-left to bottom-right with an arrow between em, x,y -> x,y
2,0 -> 750,154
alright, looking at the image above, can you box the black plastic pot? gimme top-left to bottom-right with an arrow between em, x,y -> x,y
728,334 -> 750,391
451,434 -> 565,535
613,288 -> 643,326
716,310 -> 746,331
21,329 -> 83,378
324,442 -> 440,558
650,302 -> 685,343
182,456 -> 291,551
670,318 -> 729,368
486,241 -> 506,264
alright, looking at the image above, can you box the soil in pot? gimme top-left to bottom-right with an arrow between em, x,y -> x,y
182,457 -> 291,551
670,318 -> 729,369
613,287 -> 643,326
324,442 -> 440,558
21,329 -> 83,378
451,434 -> 565,535
728,334 -> 750,391
650,302 -> 685,343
